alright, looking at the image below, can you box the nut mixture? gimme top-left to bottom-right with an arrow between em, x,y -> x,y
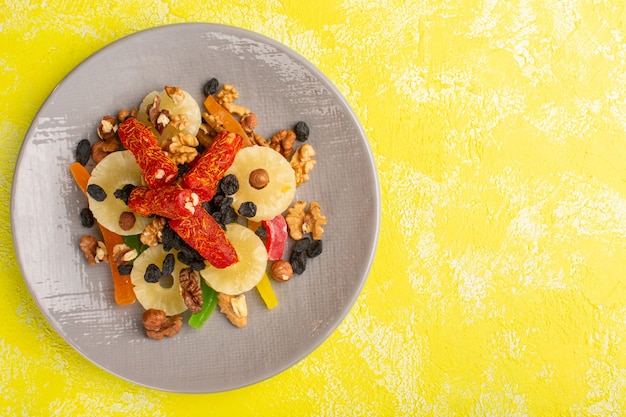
76,81 -> 327,339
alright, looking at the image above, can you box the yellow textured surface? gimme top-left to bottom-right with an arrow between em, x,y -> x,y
4,0 -> 626,415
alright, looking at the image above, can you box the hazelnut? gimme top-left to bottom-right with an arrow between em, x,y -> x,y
119,211 -> 136,231
117,107 -> 137,122
91,140 -> 112,163
142,309 -> 166,331
270,260 -> 293,282
240,112 -> 258,133
249,168 -> 270,189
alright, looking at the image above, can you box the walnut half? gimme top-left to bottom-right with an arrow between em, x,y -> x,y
142,309 -> 183,340
290,143 -> 316,186
285,201 -> 327,240
218,293 -> 248,328
179,268 -> 203,314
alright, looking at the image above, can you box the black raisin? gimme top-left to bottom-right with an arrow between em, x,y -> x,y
203,77 -> 219,96
290,250 -> 307,275
162,223 -> 183,251
220,196 -> 234,211
177,251 -> 205,271
80,207 -> 95,228
113,184 -> 136,205
219,174 -> 239,195
306,239 -> 323,258
294,121 -> 310,142
206,194 -> 226,213
177,163 -> 192,178
221,206 -> 238,225
293,237 -> 311,253
178,240 -> 202,260
87,184 -> 107,202
117,264 -> 133,275
162,253 -> 175,276
144,263 -> 162,283
238,201 -> 257,218
75,138 -> 92,165
255,225 -> 267,238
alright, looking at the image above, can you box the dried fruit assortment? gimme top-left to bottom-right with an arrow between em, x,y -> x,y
73,81 -> 327,339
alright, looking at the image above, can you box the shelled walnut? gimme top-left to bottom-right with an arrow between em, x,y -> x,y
140,217 -> 167,246
179,268 -> 203,314
218,293 -> 248,328
269,130 -> 296,158
290,143 -> 316,186
142,309 -> 183,340
162,132 -> 199,165
285,201 -> 327,240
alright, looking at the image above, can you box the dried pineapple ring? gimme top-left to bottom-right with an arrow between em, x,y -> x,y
87,150 -> 152,236
225,146 -> 296,222
200,223 -> 267,295
130,245 -> 187,316
137,88 -> 202,145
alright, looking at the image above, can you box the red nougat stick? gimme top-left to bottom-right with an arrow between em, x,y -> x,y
182,130 -> 243,201
169,207 -> 238,269
117,118 -> 178,189
128,185 -> 200,219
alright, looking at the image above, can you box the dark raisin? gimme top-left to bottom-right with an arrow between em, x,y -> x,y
113,184 -> 136,205
238,201 -> 257,218
144,263 -> 162,283
255,225 -> 267,238
203,77 -> 219,96
177,251 -> 206,271
306,239 -> 323,258
117,264 -> 133,275
294,121 -> 310,142
80,207 -> 95,228
290,250 -> 307,275
221,206 -> 238,225
75,138 -> 92,165
206,194 -> 226,213
220,196 -> 234,211
162,253 -> 175,277
177,163 -> 191,178
162,223 -> 183,251
293,237 -> 311,253
87,184 -> 107,202
219,174 -> 239,195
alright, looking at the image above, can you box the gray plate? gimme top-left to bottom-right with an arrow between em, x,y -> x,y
11,23 -> 379,393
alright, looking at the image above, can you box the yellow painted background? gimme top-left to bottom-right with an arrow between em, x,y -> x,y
3,0 -> 626,415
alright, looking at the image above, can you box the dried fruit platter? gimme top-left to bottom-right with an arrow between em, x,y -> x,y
11,23 -> 379,393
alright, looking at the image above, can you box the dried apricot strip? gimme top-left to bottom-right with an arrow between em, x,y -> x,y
203,95 -> 253,147
128,185 -> 200,219
168,207 -> 238,269
69,162 -> 136,305
182,130 -> 243,202
117,117 -> 178,189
